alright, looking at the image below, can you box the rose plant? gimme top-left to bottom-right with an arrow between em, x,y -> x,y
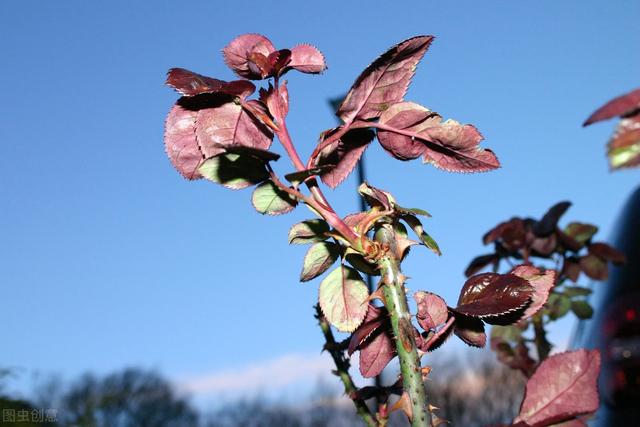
163,34 -> 604,426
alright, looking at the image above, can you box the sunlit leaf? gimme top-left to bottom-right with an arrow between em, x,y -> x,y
166,68 -> 255,98
251,180 -> 297,215
196,100 -> 273,156
608,116 -> 640,170
223,33 -> 276,80
511,265 -> 555,319
583,87 -> 640,126
319,266 -> 369,332
259,81 -> 289,121
288,44 -> 327,74
454,272 -> 532,324
164,103 -> 203,180
337,36 -> 434,125
402,214 -> 441,255
300,242 -> 340,282
514,349 -> 600,427
414,291 -> 448,331
377,102 -> 499,172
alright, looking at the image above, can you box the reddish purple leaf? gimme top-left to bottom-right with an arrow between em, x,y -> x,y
579,253 -> 608,280
464,253 -> 500,277
348,305 -> 387,355
533,201 -> 571,237
166,68 -> 255,98
414,291 -> 448,331
377,102 -> 499,172
583,87 -> 640,126
511,265 -> 555,319
195,100 -> 273,157
313,128 -> 374,188
589,242 -> 626,265
454,272 -> 533,324
223,34 -> 276,80
483,218 -> 527,251
514,349 -> 600,427
348,305 -> 396,378
164,103 -> 203,180
607,116 -> 640,169
530,233 -> 558,257
336,36 -> 434,125
562,257 -> 581,282
453,315 -> 486,348
288,44 -> 327,74
260,82 -> 289,121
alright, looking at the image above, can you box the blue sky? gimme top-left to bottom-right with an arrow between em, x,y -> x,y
1,0 -> 639,404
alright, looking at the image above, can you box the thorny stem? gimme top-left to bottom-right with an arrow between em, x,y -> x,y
376,228 -> 431,427
315,305 -> 378,427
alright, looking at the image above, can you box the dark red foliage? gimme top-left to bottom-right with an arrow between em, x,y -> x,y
583,87 -> 640,126
312,128 -> 374,188
514,350 -> 600,427
336,36 -> 434,125
348,305 -> 395,378
223,34 -> 326,80
166,68 -> 255,98
414,291 -> 448,331
454,272 -> 533,324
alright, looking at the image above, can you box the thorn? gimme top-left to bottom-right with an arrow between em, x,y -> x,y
390,392 -> 413,421
428,403 -> 439,412
369,287 -> 386,303
421,366 -> 432,380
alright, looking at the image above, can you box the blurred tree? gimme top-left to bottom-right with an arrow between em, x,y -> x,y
58,368 -> 198,427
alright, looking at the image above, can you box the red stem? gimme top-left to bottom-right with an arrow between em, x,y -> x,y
271,78 -> 360,246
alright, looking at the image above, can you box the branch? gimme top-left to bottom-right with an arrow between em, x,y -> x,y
376,227 -> 432,427
315,305 -> 378,427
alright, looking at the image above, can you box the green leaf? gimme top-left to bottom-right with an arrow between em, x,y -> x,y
564,222 -> 598,245
571,300 -> 594,319
393,204 -> 431,217
300,242 -> 340,282
198,153 -> 269,190
319,266 -> 369,332
402,214 -> 441,255
251,180 -> 297,215
490,325 -> 522,343
288,219 -> 330,244
561,286 -> 592,298
546,293 -> 571,320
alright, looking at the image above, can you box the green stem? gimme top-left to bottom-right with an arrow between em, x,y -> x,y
532,315 -> 551,362
315,305 -> 378,427
376,254 -> 431,426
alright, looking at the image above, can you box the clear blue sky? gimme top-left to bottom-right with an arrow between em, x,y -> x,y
1,0 -> 639,402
